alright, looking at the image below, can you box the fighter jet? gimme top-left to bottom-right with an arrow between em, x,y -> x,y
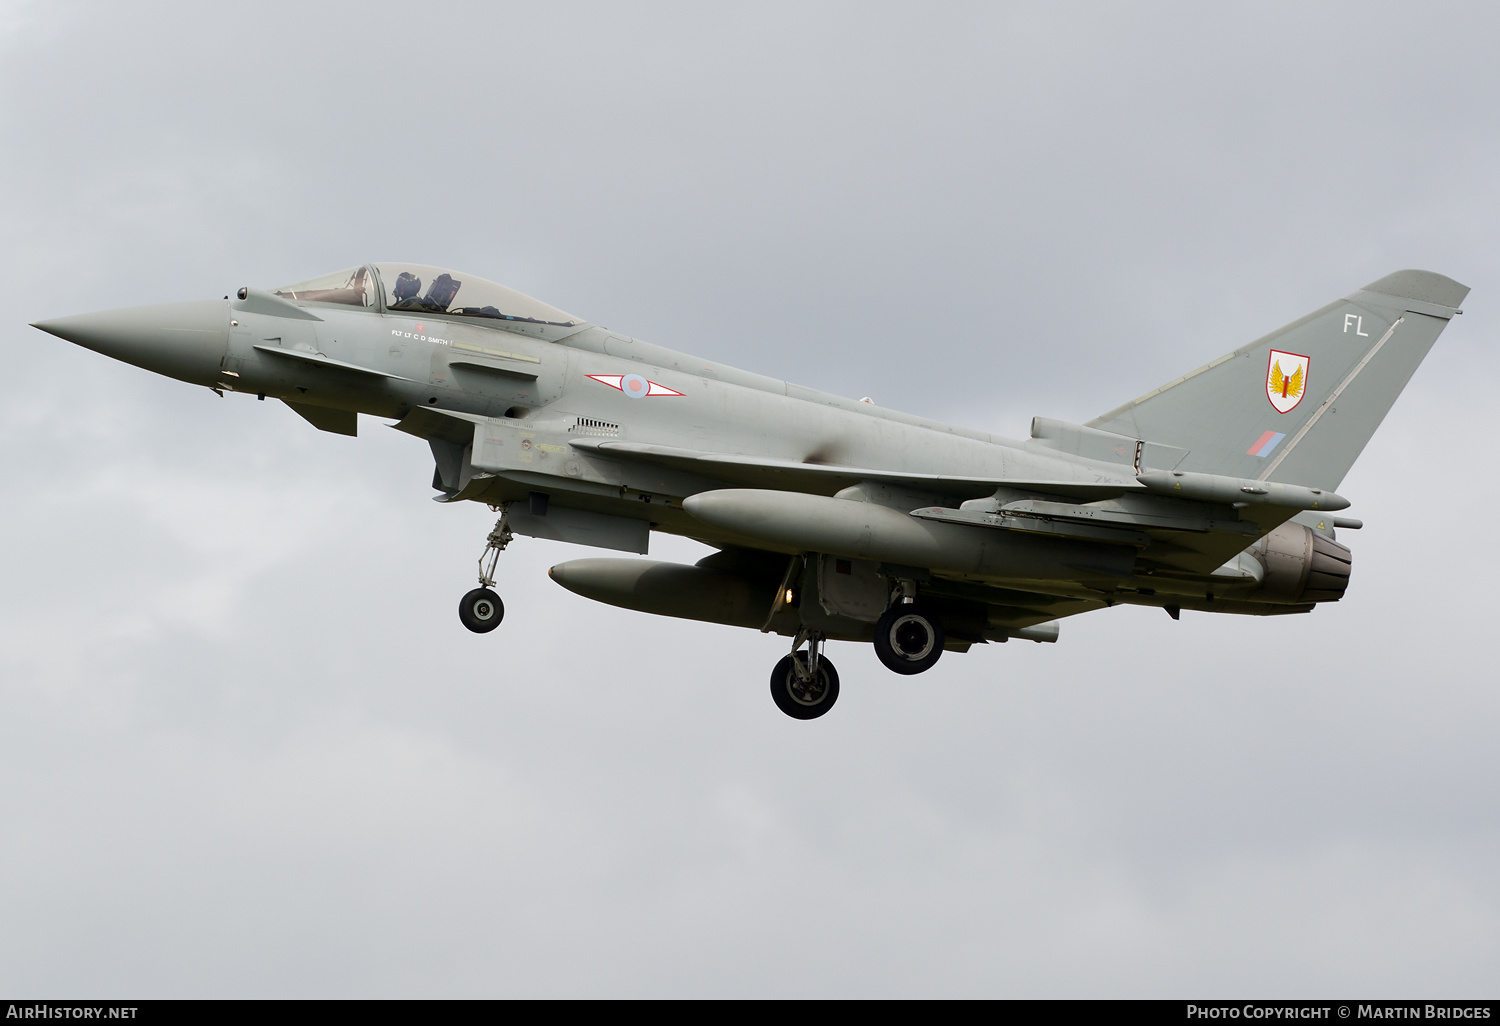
30,264 -> 1467,719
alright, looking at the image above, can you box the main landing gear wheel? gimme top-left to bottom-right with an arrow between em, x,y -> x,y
770,652 -> 840,720
459,587 -> 505,633
873,605 -> 944,675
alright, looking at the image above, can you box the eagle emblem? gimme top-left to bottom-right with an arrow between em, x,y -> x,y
1265,349 -> 1310,414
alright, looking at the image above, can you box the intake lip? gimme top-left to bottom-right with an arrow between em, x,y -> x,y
32,299 -> 231,385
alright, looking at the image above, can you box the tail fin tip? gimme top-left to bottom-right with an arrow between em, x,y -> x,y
1360,269 -> 1468,310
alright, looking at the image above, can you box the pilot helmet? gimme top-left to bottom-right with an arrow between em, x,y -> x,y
392,271 -> 422,303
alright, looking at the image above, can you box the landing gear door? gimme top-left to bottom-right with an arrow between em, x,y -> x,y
816,555 -> 888,623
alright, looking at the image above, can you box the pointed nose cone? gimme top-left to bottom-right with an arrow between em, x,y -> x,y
32,300 -> 230,385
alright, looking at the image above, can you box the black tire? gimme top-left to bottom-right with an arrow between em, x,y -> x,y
459,587 -> 505,633
769,653 -> 840,720
873,605 -> 944,675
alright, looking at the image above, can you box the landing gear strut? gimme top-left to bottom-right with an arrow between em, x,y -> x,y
769,628 -> 840,719
459,508 -> 512,634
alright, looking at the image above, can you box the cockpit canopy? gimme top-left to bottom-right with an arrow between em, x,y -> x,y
273,263 -> 581,327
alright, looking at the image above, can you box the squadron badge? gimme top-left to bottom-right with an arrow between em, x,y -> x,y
1265,349 -> 1310,414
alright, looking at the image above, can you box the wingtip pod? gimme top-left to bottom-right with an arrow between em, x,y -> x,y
1137,470 -> 1350,511
1359,269 -> 1469,311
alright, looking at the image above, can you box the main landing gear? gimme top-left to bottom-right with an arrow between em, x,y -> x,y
763,573 -> 947,719
770,628 -> 840,720
460,509 -> 512,634
872,603 -> 944,675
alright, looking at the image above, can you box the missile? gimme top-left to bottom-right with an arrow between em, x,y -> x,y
1136,471 -> 1349,511
680,488 -> 1135,582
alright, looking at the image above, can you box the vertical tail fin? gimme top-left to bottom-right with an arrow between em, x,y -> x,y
1088,270 -> 1468,489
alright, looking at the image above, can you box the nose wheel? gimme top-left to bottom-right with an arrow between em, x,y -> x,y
459,588 -> 505,632
459,509 -> 513,634
770,629 -> 840,719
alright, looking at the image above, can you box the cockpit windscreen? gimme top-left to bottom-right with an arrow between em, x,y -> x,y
273,266 -> 375,307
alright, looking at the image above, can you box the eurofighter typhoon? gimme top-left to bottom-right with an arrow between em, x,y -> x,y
31,265 -> 1467,718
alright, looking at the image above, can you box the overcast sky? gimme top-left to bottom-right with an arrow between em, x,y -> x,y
1,0 -> 1497,998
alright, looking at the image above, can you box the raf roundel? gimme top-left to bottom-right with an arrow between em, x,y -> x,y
586,374 -> 685,398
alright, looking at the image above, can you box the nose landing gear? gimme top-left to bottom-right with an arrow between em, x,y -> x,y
460,509 -> 513,634
770,628 -> 840,719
